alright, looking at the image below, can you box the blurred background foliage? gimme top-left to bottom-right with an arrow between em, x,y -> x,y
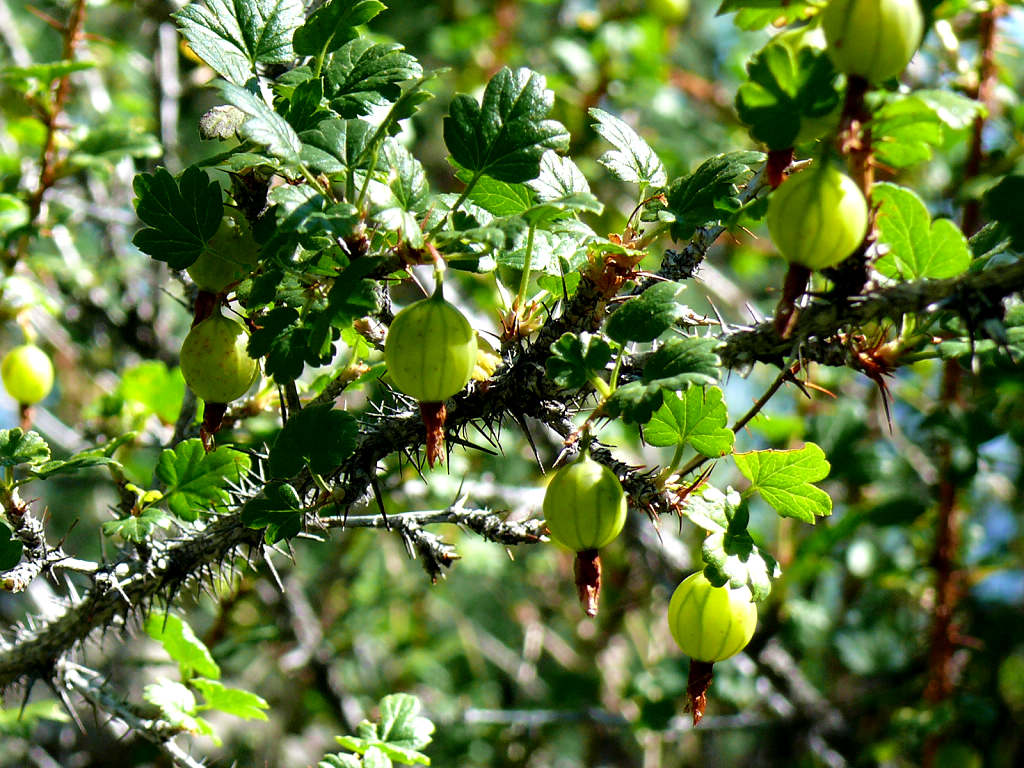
1,0 -> 1023,766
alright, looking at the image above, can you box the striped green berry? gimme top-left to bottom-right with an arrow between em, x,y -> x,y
384,290 -> 477,403
767,164 -> 868,271
822,0 -> 924,83
543,452 -> 627,552
180,313 -> 259,404
667,572 -> 757,663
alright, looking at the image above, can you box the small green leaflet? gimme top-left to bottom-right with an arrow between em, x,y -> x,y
589,107 -> 666,188
546,332 -> 613,390
174,0 -> 304,86
735,39 -> 840,150
219,82 -> 302,166
601,336 -> 721,425
874,183 -> 970,280
156,439 -> 251,522
734,442 -> 832,523
716,1 -> 823,31
334,693 -> 435,766
0,429 -> 50,468
605,281 -> 687,344
444,67 -> 570,184
0,60 -> 95,88
644,386 -> 734,457
145,612 -> 220,680
132,166 -> 223,269
683,486 -> 780,601
269,404 -> 358,478
0,195 -> 29,236
191,679 -> 269,721
241,481 -> 304,543
529,151 -> 594,204
101,507 -> 171,543
666,151 -> 764,240
293,0 -> 386,57
143,679 -> 216,740
0,522 -> 22,571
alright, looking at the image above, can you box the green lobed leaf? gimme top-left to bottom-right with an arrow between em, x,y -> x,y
241,481 -> 304,543
319,755 -> 362,768
132,166 -> 223,270
101,507 -> 171,543
605,281 -> 688,345
219,81 -> 303,165
300,118 -> 374,174
191,678 -> 269,720
156,439 -> 251,522
589,107 -> 667,188
116,361 -> 186,425
735,40 -> 840,150
716,1 -> 823,31
0,195 -> 29,236
145,612 -> 220,680
666,151 -> 764,240
174,0 -> 305,86
326,38 -> 422,118
444,67 -> 570,184
376,693 -> 435,753
0,523 -> 22,571
546,332 -> 613,390
733,442 -> 832,523
872,91 -> 982,169
270,404 -> 358,478
874,183 -> 971,280
528,151 -> 593,203
644,386 -> 734,457
143,679 -> 215,738
293,0 -> 386,57
0,429 -> 50,468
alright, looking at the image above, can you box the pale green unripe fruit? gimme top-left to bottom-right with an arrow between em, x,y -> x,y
187,210 -> 258,292
822,0 -> 924,83
180,314 -> 259,403
767,164 -> 869,270
667,572 -> 758,663
1,344 -> 54,405
384,291 -> 477,403
543,453 -> 627,552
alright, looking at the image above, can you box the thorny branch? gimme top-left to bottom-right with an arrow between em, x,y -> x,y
2,161 -> 1024,720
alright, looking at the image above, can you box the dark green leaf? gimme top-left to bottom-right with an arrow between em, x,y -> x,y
0,429 -> 50,468
293,0 -> 386,57
0,523 -> 22,571
546,332 -> 613,390
132,166 -> 223,269
666,151 -> 764,239
605,281 -> 688,344
735,39 -> 840,150
326,38 -> 422,118
270,404 -> 358,477
300,118 -> 374,174
241,481 -> 304,543
174,0 -> 305,86
444,67 -> 570,183
983,175 -> 1024,251
156,439 -> 251,522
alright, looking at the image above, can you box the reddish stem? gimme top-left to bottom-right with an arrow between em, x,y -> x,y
574,548 -> 602,617
420,401 -> 447,468
686,660 -> 715,726
200,402 -> 228,451
774,263 -> 811,339
765,147 -> 794,190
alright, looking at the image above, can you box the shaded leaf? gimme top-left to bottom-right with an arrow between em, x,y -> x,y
606,281 -> 687,344
192,678 -> 269,720
270,405 -> 358,477
156,440 -> 251,522
666,151 -> 764,239
0,523 -> 22,571
219,81 -> 303,165
241,481 -> 304,543
546,332 -> 613,390
132,166 -> 223,269
326,38 -> 422,118
293,0 -> 386,57
101,507 -> 171,543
